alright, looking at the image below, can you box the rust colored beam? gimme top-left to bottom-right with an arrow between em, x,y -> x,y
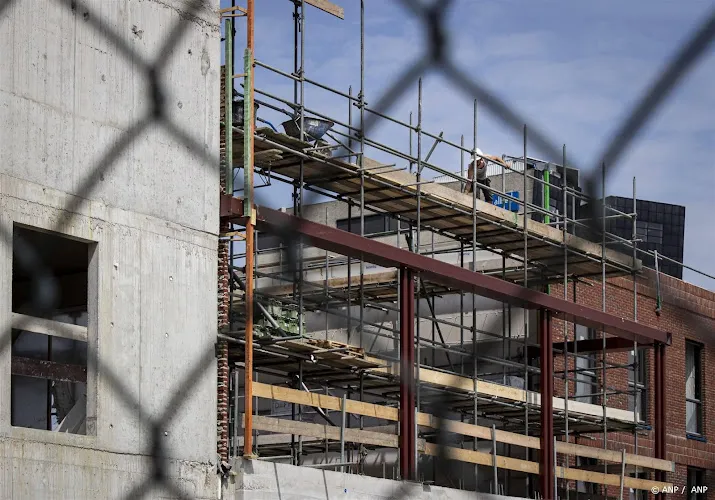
539,310 -> 555,500
527,336 -> 639,358
399,267 -> 416,480
220,196 -> 672,346
11,357 -> 87,384
243,0 -> 256,459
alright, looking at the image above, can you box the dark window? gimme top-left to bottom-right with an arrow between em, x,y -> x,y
11,225 -> 91,434
628,472 -> 649,500
336,214 -> 408,236
686,341 -> 703,436
574,325 -> 597,404
576,457 -> 598,495
256,232 -> 284,251
687,467 -> 706,499
628,348 -> 648,421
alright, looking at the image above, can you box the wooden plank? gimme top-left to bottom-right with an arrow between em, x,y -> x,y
242,128 -> 639,279
253,382 -> 674,472
556,442 -> 675,473
248,415 -> 672,491
372,363 -> 639,424
248,415 -> 398,449
423,444 -> 672,492
254,382 -> 398,421
302,0 -> 344,19
11,312 -> 88,342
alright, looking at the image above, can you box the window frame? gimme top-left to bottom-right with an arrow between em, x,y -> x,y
687,467 -> 705,500
336,213 -> 409,237
573,325 -> 598,404
627,347 -> 648,422
685,340 -> 703,437
8,223 -> 98,438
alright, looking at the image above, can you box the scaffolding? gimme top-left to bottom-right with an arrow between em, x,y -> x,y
215,1 -> 709,497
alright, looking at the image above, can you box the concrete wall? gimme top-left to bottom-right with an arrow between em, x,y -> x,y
1,0 -> 220,497
231,457 -> 527,500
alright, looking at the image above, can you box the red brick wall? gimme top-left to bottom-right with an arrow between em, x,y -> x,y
550,269 -> 715,497
217,69 -> 230,462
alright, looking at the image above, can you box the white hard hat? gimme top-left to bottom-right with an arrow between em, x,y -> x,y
475,148 -> 484,158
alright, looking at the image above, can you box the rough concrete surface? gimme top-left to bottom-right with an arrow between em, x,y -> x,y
231,458 -> 526,500
0,0 -> 221,497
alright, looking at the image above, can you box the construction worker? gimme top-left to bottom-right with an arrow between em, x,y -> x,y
466,148 -> 493,204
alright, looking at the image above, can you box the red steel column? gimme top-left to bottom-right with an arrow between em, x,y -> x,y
399,268 -> 416,481
539,309 -> 555,500
407,272 -> 416,480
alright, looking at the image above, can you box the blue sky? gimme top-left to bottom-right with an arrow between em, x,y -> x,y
221,0 -> 715,288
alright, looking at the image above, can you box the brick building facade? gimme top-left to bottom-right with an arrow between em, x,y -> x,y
551,269 -> 714,498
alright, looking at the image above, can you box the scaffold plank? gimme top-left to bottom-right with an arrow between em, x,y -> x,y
233,127 -> 640,282
221,194 -> 672,345
252,382 -> 674,473
246,413 -> 672,491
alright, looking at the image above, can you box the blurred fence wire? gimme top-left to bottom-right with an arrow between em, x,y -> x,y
2,0 -> 715,498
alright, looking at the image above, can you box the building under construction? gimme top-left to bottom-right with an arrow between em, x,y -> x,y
218,1 -> 714,499
3,1 -> 714,499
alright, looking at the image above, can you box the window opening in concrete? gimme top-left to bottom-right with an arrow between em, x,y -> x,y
685,340 -> 703,436
10,225 -> 91,434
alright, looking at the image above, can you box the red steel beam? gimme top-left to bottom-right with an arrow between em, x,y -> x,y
220,196 -> 672,346
399,268 -> 416,481
407,272 -> 416,481
539,310 -> 555,500
527,336 -> 638,360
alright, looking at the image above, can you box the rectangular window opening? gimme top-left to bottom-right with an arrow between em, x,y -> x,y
687,467 -> 706,500
573,325 -> 597,404
685,340 -> 703,437
10,224 -> 91,435
628,347 -> 648,421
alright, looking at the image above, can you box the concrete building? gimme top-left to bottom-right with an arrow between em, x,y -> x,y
1,0 -> 221,498
2,0 -> 711,499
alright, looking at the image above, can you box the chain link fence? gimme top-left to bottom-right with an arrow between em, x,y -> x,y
2,0 -> 715,498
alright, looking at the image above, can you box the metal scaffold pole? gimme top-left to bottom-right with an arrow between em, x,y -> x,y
522,124 -> 530,496
415,77 -> 422,479
632,176 -> 640,486
601,162 -> 608,478
472,98 -> 479,492
562,143 -> 570,500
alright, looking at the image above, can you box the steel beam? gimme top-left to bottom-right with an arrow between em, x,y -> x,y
528,336 -> 640,358
220,196 -> 672,346
11,357 -> 87,384
539,310 -> 554,500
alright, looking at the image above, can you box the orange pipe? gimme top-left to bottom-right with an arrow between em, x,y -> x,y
243,0 -> 256,458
